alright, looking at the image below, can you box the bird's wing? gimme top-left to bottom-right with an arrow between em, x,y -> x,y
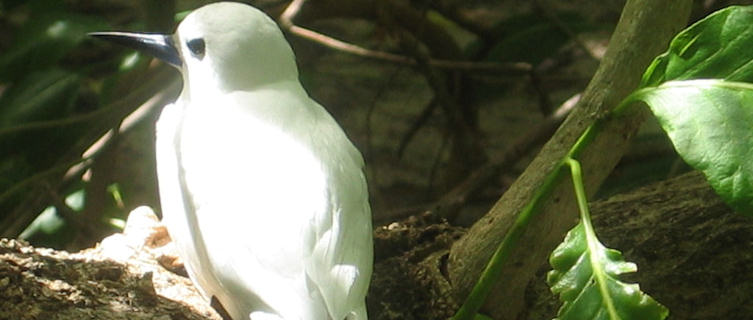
155,100 -> 219,301
302,101 -> 373,320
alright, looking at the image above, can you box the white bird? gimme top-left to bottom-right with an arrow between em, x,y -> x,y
91,2 -> 373,320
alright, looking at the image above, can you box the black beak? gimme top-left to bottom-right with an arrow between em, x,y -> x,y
89,32 -> 181,68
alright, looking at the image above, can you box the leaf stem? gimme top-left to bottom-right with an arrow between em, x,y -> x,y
452,93 -> 622,319
564,158 -> 590,230
565,157 -> 619,319
452,158 -> 567,320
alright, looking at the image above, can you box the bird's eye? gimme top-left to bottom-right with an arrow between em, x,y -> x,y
186,38 -> 206,60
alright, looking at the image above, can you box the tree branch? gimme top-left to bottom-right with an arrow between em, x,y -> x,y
278,0 -> 532,73
447,1 -> 693,318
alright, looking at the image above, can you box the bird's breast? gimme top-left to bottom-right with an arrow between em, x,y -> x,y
177,100 -> 330,269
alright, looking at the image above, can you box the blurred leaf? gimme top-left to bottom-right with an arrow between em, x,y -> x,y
0,69 -> 80,126
107,183 -> 124,209
426,10 -> 479,55
641,6 -> 753,87
0,68 -> 86,237
18,189 -> 85,248
66,187 -> 85,211
0,69 -> 82,170
633,80 -> 753,215
0,10 -> 107,81
18,206 -> 65,240
108,217 -> 126,230
175,10 -> 192,21
548,222 -> 668,320
487,12 -> 593,64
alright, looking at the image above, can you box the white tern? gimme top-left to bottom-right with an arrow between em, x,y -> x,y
91,2 -> 373,319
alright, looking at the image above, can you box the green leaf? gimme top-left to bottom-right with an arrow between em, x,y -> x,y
641,6 -> 753,87
547,222 -> 667,320
633,79 -> 753,215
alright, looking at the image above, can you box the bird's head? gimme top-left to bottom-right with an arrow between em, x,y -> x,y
91,2 -> 299,96
176,2 -> 299,94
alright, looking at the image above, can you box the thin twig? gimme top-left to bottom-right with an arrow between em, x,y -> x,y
380,94 -> 579,224
533,0 -> 600,61
397,98 -> 438,158
0,107 -> 111,137
278,0 -> 532,73
432,93 -> 579,222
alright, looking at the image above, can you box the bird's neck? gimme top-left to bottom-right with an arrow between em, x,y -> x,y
181,66 -> 302,100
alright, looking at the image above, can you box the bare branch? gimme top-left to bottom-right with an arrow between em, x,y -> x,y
278,0 -> 532,73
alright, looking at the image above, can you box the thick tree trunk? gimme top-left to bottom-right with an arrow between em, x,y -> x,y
446,1 -> 693,319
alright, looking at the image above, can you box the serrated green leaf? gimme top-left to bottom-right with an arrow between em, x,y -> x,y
547,222 -> 667,320
633,79 -> 753,215
641,6 -> 753,87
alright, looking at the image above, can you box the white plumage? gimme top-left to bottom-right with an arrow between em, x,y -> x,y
96,2 -> 373,319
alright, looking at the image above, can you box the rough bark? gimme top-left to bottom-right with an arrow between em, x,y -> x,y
447,1 -> 693,319
0,207 -> 221,320
370,171 -> 753,319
